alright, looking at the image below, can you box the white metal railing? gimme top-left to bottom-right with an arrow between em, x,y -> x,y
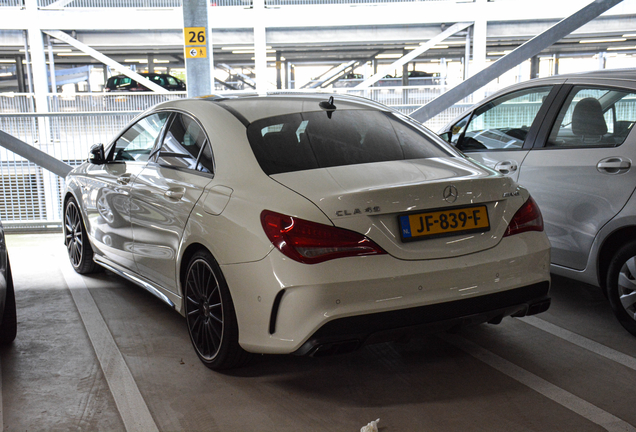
0,86 -> 486,227
15,0 -> 471,8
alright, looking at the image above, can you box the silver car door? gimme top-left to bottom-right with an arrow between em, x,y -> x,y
84,112 -> 169,271
129,113 -> 214,293
518,85 -> 636,270
450,85 -> 557,182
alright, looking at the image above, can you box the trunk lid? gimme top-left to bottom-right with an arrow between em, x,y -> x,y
271,157 -> 525,260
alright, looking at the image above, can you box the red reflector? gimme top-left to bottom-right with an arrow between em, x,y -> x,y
504,196 -> 544,237
261,210 -> 386,264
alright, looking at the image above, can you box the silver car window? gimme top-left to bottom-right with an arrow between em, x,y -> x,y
112,112 -> 169,162
157,113 -> 212,173
458,86 -> 553,151
547,86 -> 636,148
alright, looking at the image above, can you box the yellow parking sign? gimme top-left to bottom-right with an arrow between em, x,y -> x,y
184,27 -> 206,46
186,46 -> 207,59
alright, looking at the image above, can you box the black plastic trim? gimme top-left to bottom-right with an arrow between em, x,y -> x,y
269,289 -> 286,334
293,281 -> 550,357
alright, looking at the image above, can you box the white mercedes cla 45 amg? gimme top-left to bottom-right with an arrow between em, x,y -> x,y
64,93 -> 551,370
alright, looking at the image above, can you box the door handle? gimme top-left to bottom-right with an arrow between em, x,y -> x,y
165,188 -> 185,200
597,157 -> 631,174
116,174 -> 132,185
494,160 -> 518,175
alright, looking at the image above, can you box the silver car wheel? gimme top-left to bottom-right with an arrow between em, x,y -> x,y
617,256 -> 636,320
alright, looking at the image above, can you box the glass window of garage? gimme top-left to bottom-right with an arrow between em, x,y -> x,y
247,110 -> 450,175
457,86 -> 553,151
157,113 -> 214,174
546,86 -> 636,148
111,112 -> 169,162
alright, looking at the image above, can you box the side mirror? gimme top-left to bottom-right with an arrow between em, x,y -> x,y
88,143 -> 106,164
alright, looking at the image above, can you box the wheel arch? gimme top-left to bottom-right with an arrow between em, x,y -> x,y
598,225 -> 636,289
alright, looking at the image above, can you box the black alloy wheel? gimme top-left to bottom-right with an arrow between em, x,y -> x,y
64,197 -> 98,274
184,250 -> 251,370
606,240 -> 636,337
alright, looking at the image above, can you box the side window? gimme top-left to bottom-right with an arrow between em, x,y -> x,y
458,86 -> 553,151
447,113 -> 471,146
547,86 -> 636,148
157,113 -> 213,173
112,112 -> 169,162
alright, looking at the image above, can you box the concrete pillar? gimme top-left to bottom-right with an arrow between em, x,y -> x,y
472,0 -> 487,77
276,51 -> 282,90
253,0 -> 267,92
15,56 -> 26,93
464,26 -> 471,80
290,64 -> 295,89
598,52 -> 606,70
22,31 -> 34,95
47,35 -> 57,94
25,0 -> 60,222
402,49 -> 409,87
148,53 -> 155,73
530,55 -> 540,79
183,0 -> 214,97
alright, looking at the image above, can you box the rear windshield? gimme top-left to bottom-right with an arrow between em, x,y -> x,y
247,110 -> 451,175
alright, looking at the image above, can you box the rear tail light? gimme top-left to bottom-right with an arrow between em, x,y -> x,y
504,196 -> 544,237
261,210 -> 386,264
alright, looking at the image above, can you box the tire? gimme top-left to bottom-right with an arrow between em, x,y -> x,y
606,240 -> 636,336
64,197 -> 99,274
0,259 -> 17,345
184,250 -> 251,370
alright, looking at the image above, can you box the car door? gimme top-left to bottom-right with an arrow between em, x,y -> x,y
444,85 -> 559,182
83,112 -> 169,270
129,112 -> 215,293
517,84 -> 636,270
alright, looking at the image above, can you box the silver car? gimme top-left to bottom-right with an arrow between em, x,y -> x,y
439,69 -> 636,336
0,219 -> 17,344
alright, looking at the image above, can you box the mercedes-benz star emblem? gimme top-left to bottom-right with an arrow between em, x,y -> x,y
443,185 -> 459,203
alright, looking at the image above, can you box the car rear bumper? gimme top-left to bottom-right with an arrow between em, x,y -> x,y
293,281 -> 550,357
221,231 -> 551,355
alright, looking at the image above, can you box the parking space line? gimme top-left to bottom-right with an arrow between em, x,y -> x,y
441,333 -> 636,432
519,316 -> 636,371
60,260 -> 159,432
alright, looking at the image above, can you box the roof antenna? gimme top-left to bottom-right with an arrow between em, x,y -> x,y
319,96 -> 337,119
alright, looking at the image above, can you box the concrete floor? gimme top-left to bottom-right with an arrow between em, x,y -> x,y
1,233 -> 636,432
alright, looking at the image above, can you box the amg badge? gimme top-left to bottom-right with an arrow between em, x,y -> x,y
336,206 -> 381,217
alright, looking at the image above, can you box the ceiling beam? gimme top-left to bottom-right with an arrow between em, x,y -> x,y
354,22 -> 472,89
410,0 -> 626,123
43,30 -> 169,94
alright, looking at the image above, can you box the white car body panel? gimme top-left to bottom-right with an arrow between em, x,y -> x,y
64,93 -> 552,362
271,158 -> 527,260
222,231 -> 550,353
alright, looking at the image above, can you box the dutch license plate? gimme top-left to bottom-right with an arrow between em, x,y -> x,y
399,205 -> 490,242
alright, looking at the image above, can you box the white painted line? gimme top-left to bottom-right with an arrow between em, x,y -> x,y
60,259 -> 159,432
441,333 -> 636,432
519,316 -> 636,372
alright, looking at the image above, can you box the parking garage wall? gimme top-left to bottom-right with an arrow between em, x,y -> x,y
0,86 -> 476,229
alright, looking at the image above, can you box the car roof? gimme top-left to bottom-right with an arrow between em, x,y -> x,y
529,68 -> 636,83
196,92 -> 393,123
